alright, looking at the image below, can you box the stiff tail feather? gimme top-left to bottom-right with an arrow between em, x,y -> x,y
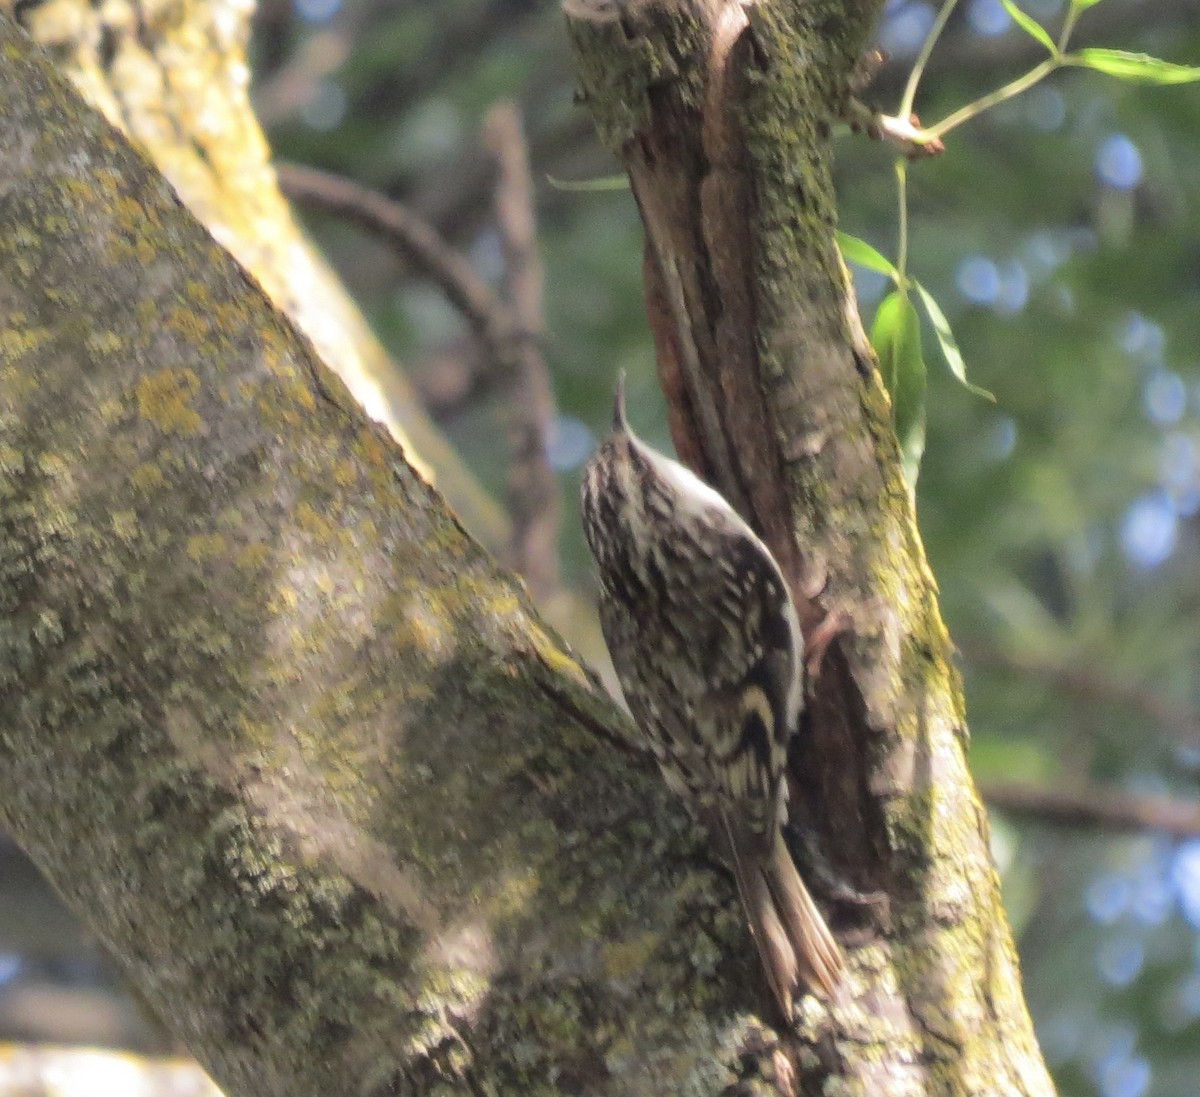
726,825 -> 844,1020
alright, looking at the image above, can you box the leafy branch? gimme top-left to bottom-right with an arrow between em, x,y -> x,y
843,0 -> 1200,489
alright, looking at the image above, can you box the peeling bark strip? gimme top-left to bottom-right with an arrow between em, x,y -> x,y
568,0 -> 777,541
567,1 -> 1057,1093
565,0 -> 876,627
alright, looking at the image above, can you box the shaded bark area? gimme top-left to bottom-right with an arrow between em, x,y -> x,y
566,1 -> 1055,1093
1,19 -> 835,1096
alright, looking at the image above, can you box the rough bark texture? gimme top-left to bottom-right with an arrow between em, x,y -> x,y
1,14 -> 872,1096
2,0 -> 506,550
565,1 -> 1056,1094
0,0 -> 1058,1091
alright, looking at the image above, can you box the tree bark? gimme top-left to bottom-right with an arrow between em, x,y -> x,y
565,0 -> 1055,1093
0,12 -> 854,1096
3,0 -> 506,551
0,0 -> 1057,1093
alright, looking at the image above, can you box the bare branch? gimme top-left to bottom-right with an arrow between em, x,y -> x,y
485,101 -> 562,601
278,156 -> 564,599
961,638 -> 1200,750
984,781 -> 1200,839
276,161 -> 516,382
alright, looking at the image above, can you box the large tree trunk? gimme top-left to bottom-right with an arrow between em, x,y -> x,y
0,1 -> 1054,1094
564,0 -> 1055,1093
3,0 -> 506,549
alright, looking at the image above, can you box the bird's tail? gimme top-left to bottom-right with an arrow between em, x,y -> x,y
727,827 -> 844,1020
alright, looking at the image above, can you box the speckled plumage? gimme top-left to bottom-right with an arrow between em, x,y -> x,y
580,376 -> 843,1017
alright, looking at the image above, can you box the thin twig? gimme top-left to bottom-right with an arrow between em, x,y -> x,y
842,100 -> 946,158
276,161 -> 518,383
983,781 -> 1200,839
960,638 -> 1200,750
278,155 -> 563,600
485,101 -> 562,601
925,56 -> 1061,140
899,0 -> 961,119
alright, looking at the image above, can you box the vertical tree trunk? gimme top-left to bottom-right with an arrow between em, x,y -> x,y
0,0 -> 1057,1092
566,1 -> 1056,1092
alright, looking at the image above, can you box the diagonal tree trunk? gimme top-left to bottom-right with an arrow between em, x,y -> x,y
4,0 -> 506,550
0,1 -> 1054,1094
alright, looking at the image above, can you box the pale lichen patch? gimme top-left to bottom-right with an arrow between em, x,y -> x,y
0,324 -> 55,359
136,368 -> 203,436
186,532 -> 227,560
236,542 -> 272,572
130,461 -> 166,492
110,510 -> 139,543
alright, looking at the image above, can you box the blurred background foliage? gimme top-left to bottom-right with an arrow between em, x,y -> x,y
3,1 -> 1199,1094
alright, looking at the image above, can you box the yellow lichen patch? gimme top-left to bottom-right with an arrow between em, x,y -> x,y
486,588 -> 522,620
105,193 -> 162,264
382,587 -> 455,660
85,330 -> 123,356
60,177 -> 93,205
259,339 -> 294,380
603,932 -> 661,982
184,279 -> 212,306
333,457 -> 360,489
135,297 -> 160,326
290,378 -> 316,412
484,868 -> 539,922
113,194 -> 145,225
97,398 -> 126,426
165,304 -> 213,344
110,510 -> 139,543
130,461 -> 166,492
0,443 -> 23,476
295,500 -> 338,542
42,214 -> 71,237
406,681 -> 435,704
109,230 -> 160,267
0,324 -> 55,359
0,367 -> 37,405
267,585 -> 301,614
136,368 -> 203,435
236,542 -> 272,572
407,611 -> 449,655
186,532 -> 227,561
37,452 -> 69,478
357,431 -> 386,463
33,608 -> 63,646
215,507 -> 257,535
527,622 -> 589,689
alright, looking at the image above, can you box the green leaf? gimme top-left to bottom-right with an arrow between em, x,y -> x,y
1070,0 -> 1106,9
1066,49 -> 1200,84
545,173 -> 630,191
871,290 -> 926,488
913,281 -> 995,401
836,231 -> 899,280
998,0 -> 1057,54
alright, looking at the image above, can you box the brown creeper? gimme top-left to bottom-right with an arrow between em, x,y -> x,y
580,376 -> 843,1018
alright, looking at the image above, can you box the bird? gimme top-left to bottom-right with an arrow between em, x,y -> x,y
580,374 -> 843,1019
